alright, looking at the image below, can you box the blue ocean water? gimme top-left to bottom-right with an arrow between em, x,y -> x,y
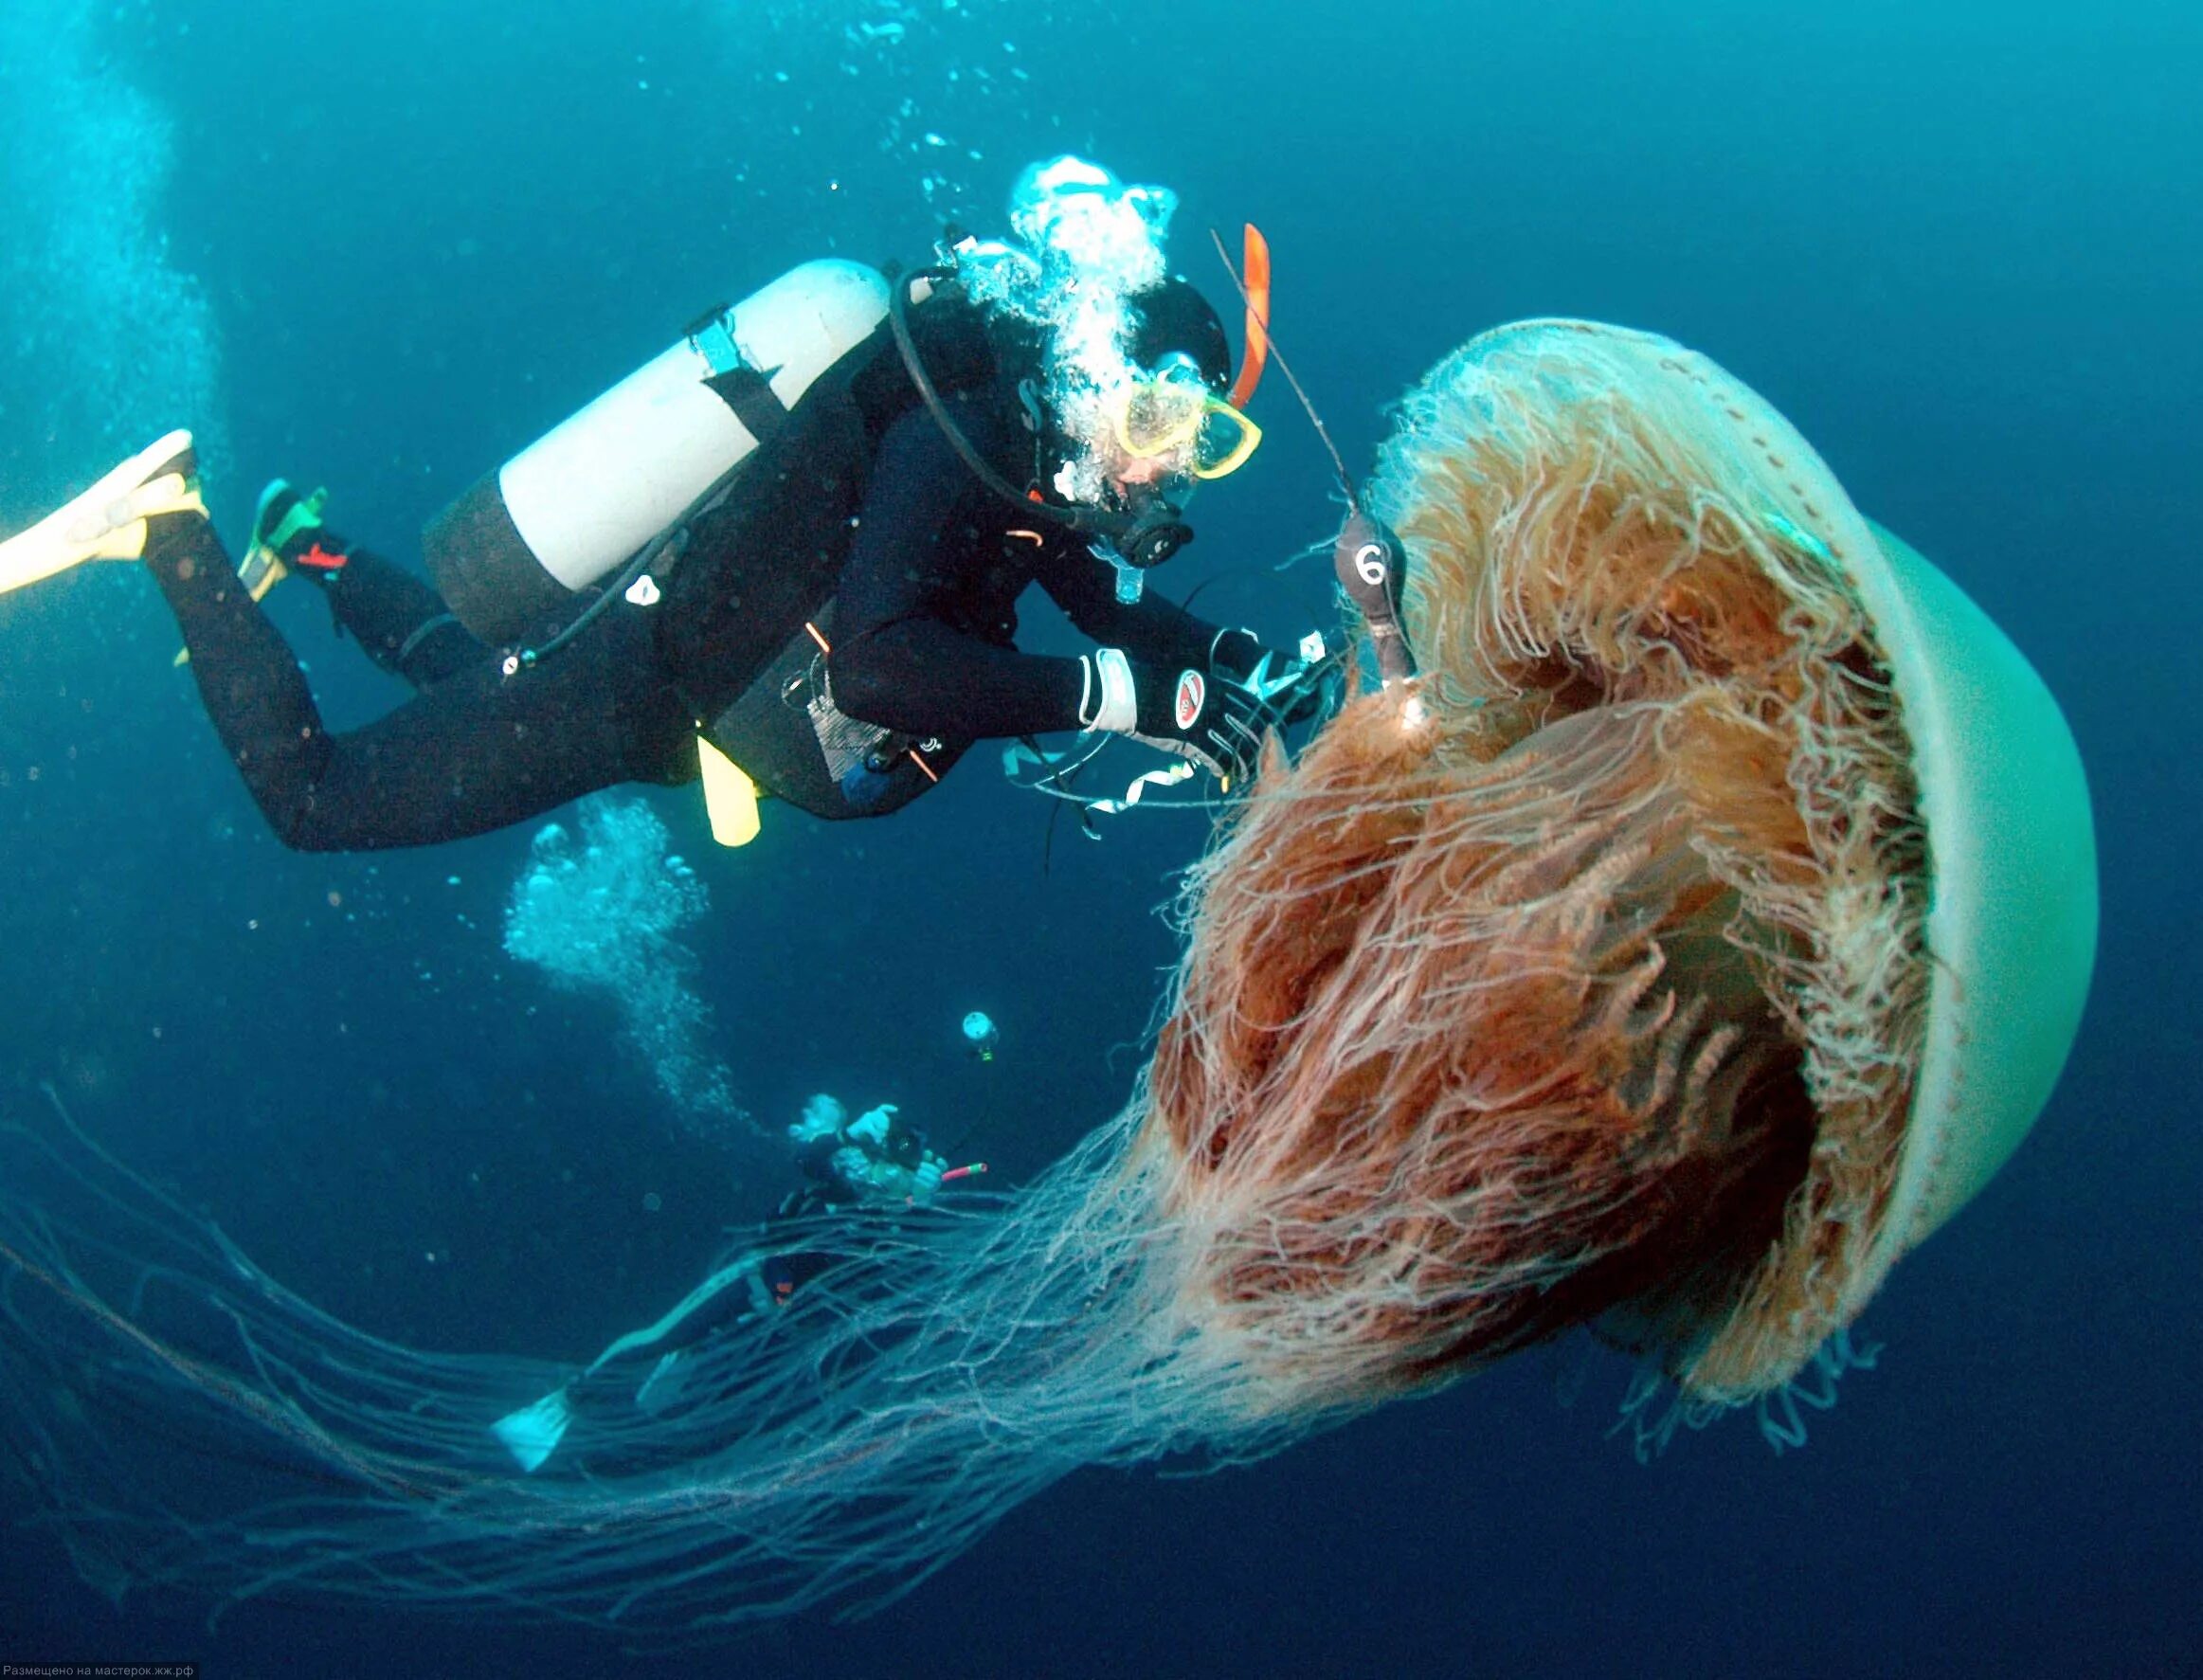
0,0 -> 2196,1672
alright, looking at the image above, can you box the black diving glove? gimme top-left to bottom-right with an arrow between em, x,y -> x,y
1079,646 -> 1272,787
1209,626 -> 1334,725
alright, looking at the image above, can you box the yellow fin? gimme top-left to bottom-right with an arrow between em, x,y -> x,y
0,430 -> 201,595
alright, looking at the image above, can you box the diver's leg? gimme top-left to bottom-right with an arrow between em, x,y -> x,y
577,1253 -> 778,1374
319,548 -> 482,688
492,1254 -> 775,1472
286,607 -> 699,848
145,508 -> 334,817
148,515 -> 695,850
244,482 -> 481,689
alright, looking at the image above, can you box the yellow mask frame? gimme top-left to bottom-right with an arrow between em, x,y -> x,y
1111,376 -> 1264,480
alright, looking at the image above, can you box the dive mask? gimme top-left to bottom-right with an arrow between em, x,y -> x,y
1110,357 -> 1263,480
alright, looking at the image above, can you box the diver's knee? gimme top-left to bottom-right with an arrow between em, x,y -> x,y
262,799 -> 342,853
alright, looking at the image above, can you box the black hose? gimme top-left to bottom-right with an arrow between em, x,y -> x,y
500,464 -> 731,675
887,267 -> 1130,544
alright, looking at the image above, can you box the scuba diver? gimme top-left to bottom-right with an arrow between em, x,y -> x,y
0,156 -> 1327,854
786,1092 -> 951,1208
489,1091 -> 970,1474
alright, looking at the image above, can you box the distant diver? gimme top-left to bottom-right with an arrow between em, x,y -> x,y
0,156 -> 1327,852
490,1092 -> 971,1475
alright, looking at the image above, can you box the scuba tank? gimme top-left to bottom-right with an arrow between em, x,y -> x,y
423,259 -> 892,644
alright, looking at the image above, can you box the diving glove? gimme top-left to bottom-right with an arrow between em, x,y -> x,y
1209,626 -> 1334,725
1080,646 -> 1273,787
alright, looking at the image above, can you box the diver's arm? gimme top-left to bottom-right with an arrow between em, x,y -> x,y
828,405 -> 1091,738
1032,542 -> 1277,681
830,615 -> 1089,738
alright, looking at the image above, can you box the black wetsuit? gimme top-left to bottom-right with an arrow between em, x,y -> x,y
145,295 -> 1240,852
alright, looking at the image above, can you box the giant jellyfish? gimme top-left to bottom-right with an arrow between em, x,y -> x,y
0,321 -> 2096,1625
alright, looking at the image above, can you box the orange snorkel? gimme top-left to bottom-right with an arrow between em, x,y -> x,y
1226,223 -> 1271,411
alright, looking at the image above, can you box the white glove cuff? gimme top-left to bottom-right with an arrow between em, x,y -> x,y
1080,647 -> 1139,734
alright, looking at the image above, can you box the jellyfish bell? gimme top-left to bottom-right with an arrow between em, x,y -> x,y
1819,519 -> 2096,1276
1143,318 -> 2097,1416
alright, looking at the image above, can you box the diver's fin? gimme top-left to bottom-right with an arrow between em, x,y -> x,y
238,479 -> 331,603
0,430 -> 203,596
490,1387 -> 573,1473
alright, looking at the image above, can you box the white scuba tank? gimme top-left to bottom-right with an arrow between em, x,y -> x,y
424,259 -> 892,644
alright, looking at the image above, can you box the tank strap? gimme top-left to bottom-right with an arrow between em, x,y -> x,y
686,303 -> 793,447
703,364 -> 790,448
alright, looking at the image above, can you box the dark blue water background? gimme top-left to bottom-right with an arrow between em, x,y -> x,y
1,0 -> 2197,1673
